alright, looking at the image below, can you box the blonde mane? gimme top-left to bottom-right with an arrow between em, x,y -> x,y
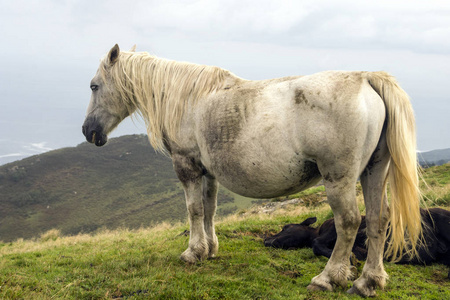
100,51 -> 232,152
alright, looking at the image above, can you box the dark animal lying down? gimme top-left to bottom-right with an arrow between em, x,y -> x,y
264,208 -> 450,278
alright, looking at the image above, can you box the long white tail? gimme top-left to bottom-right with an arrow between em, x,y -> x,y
366,71 -> 422,261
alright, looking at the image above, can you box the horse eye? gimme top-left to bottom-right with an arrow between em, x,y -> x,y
90,85 -> 99,91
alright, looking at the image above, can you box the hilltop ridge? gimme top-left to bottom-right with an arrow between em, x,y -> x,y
0,134 -> 258,242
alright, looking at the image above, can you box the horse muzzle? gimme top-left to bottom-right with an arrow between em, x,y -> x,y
82,118 -> 108,147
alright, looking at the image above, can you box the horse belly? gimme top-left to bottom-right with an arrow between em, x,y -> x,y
207,151 -> 322,198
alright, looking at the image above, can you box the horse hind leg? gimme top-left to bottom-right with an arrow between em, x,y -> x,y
308,164 -> 361,291
348,135 -> 390,297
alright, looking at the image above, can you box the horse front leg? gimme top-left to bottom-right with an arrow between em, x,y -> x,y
202,175 -> 219,258
173,155 -> 209,263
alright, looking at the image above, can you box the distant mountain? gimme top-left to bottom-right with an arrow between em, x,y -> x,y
418,148 -> 450,167
0,135 -> 259,242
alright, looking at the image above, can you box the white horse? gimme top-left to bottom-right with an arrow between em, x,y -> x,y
82,44 -> 423,296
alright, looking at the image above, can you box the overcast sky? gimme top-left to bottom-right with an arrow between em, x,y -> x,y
1,0 -> 449,165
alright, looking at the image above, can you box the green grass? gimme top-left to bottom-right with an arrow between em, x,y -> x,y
421,164 -> 450,207
2,149 -> 449,299
1,207 -> 448,300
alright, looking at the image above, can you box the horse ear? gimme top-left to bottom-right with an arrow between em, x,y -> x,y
130,45 -> 137,52
300,217 -> 317,226
107,44 -> 120,65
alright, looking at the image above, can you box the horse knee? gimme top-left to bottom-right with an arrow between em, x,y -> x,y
336,212 -> 361,235
349,214 -> 362,230
186,202 -> 204,218
365,213 -> 389,239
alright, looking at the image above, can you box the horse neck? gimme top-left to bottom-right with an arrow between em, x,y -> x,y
120,54 -> 237,151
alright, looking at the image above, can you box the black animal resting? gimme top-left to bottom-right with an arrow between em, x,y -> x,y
264,208 -> 450,278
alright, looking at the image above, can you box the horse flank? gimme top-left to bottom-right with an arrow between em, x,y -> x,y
100,50 -> 232,151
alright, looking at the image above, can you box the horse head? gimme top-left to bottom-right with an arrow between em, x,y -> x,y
264,217 -> 319,249
82,44 -> 136,146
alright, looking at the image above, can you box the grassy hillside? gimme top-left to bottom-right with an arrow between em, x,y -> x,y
1,134 -> 449,244
0,135 -> 261,242
421,163 -> 450,206
0,164 -> 449,299
0,203 -> 448,299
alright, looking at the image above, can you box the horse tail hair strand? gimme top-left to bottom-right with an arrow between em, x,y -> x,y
366,71 -> 423,262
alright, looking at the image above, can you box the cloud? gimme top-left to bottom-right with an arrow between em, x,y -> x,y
25,143 -> 53,153
133,0 -> 311,35
0,0 -> 449,160
2,0 -> 450,60
0,140 -> 54,165
0,153 -> 26,159
128,0 -> 450,54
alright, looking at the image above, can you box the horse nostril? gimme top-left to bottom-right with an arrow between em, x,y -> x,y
81,117 -> 106,146
91,131 -> 97,144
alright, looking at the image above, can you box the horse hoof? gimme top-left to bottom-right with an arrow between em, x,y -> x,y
307,283 -> 333,292
347,286 -> 376,298
180,250 -> 199,264
180,255 -> 196,264
348,266 -> 358,281
208,241 -> 219,258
